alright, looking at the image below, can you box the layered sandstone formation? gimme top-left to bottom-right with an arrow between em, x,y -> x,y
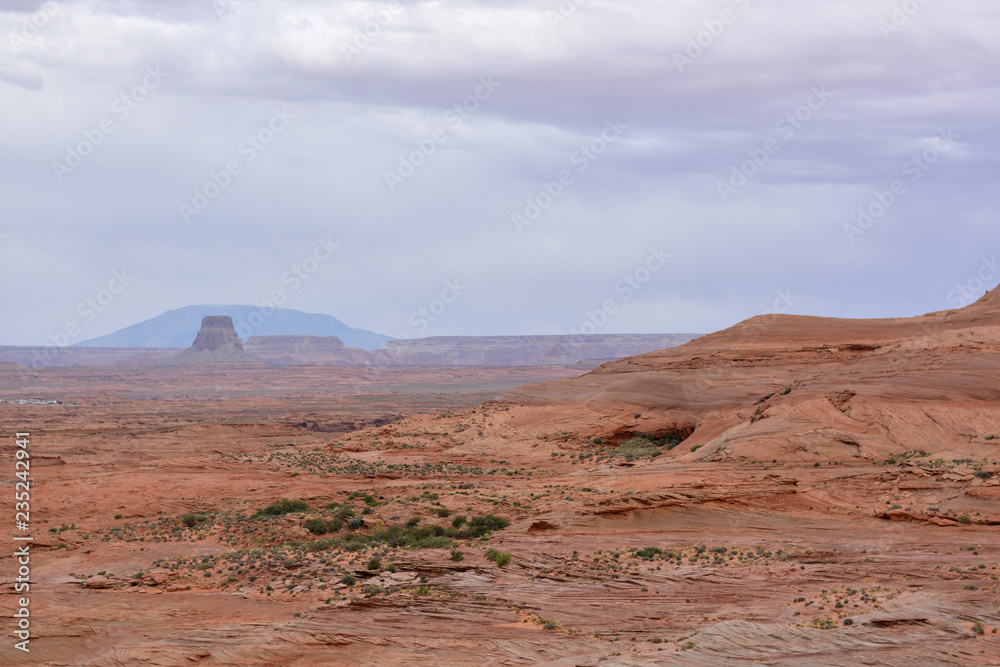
162,316 -> 259,365
0,345 -> 182,367
497,284 -> 1000,465
0,334 -> 699,367
244,335 -> 370,365
3,289 -> 1000,665
370,333 -> 701,366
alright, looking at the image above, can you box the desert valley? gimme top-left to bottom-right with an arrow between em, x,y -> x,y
2,287 -> 1000,666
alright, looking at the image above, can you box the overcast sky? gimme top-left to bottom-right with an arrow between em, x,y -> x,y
1,0 -> 997,346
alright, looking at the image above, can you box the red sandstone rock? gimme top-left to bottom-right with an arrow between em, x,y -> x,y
163,316 -> 260,365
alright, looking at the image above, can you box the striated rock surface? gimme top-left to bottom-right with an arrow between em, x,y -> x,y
370,333 -> 701,366
4,287 -> 1000,665
0,334 -> 699,367
496,284 -> 1000,466
162,316 -> 259,365
0,345 -> 182,367
244,335 -> 370,366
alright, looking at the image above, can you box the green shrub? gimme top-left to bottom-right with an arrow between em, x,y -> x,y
634,547 -> 662,560
304,518 -> 343,535
486,549 -> 512,566
340,574 -> 356,585
451,515 -> 467,528
348,491 -> 383,507
367,556 -> 381,570
959,514 -> 972,525
612,437 -> 663,459
466,515 -> 510,538
451,549 -> 464,562
412,535 -> 453,549
252,499 -> 310,518
298,513 -> 511,554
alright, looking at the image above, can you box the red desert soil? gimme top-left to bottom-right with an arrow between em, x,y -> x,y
3,290 -> 1000,665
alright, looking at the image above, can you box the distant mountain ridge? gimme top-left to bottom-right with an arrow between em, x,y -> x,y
75,305 -> 393,351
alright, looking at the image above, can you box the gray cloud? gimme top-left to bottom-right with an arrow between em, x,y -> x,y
1,0 -> 997,345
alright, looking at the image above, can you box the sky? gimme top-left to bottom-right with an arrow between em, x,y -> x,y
1,0 -> 997,346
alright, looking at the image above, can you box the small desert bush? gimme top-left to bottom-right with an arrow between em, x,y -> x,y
485,549 -> 512,567
252,499 -> 310,518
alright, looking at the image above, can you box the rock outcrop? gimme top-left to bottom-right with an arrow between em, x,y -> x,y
0,346 -> 182,367
0,333 -> 701,367
162,316 -> 259,365
244,336 -> 370,366
499,284 -> 1000,464
370,334 -> 701,366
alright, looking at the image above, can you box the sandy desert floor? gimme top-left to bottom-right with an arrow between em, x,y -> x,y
1,316 -> 999,666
